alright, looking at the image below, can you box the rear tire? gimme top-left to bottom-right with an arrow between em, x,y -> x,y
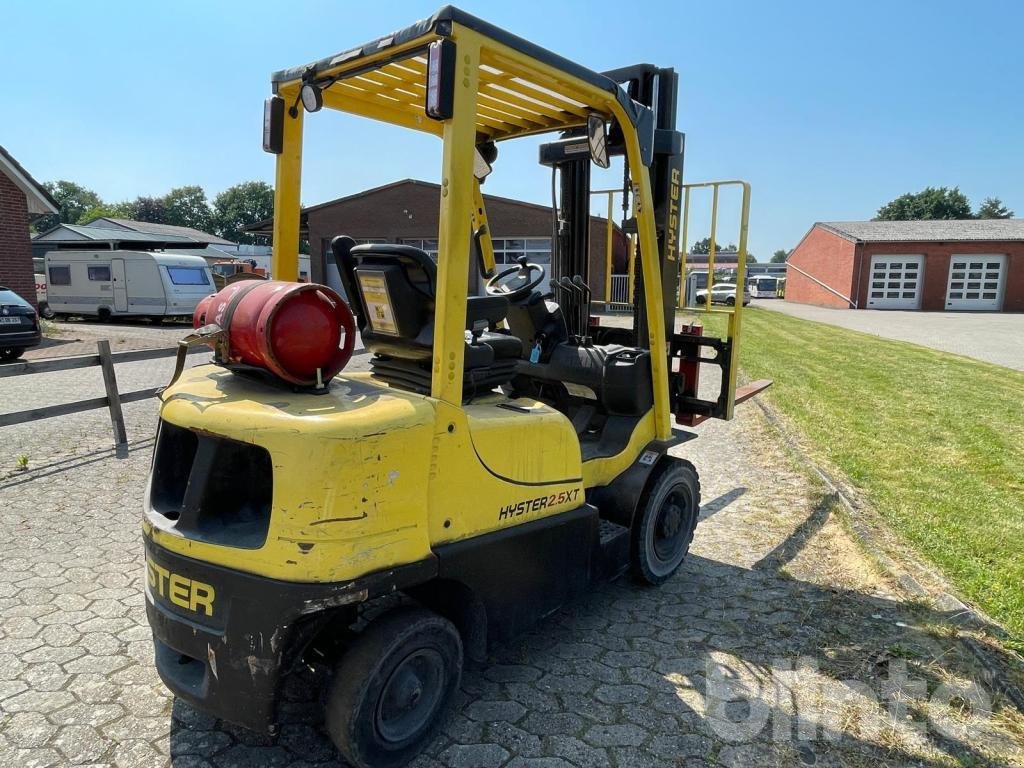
632,459 -> 701,585
39,303 -> 55,320
325,606 -> 463,768
0,347 -> 24,361
726,296 -> 736,306
97,307 -> 112,323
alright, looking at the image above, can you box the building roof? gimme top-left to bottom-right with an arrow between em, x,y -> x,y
817,219 -> 1024,243
31,223 -> 206,250
85,217 -> 235,246
0,145 -> 59,216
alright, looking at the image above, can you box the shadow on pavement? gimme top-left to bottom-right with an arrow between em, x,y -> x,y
164,488 -> 1024,767
0,438 -> 153,489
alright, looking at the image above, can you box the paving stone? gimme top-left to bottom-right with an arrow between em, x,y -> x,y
541,735 -> 610,768
465,699 -> 528,724
581,724 -> 647,748
437,742 -> 510,768
52,724 -> 107,763
1,711 -> 58,748
485,720 -> 543,757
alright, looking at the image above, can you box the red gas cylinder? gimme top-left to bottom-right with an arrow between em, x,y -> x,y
193,281 -> 355,387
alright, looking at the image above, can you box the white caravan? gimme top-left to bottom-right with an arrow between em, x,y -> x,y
43,250 -> 214,321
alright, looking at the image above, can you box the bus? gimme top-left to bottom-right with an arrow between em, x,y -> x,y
747,275 -> 780,298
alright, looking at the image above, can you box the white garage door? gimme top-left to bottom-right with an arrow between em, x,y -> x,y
946,254 -> 1005,310
867,255 -> 924,309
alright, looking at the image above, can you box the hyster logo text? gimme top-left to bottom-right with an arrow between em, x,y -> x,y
146,557 -> 216,616
499,488 -> 581,521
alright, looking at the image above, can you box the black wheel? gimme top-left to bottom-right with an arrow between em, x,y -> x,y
0,347 -> 24,361
149,316 -> 164,324
726,295 -> 736,306
325,606 -> 463,768
39,303 -> 55,320
97,307 -> 112,323
632,459 -> 701,585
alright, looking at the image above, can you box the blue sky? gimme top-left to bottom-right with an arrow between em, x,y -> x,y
4,0 -> 1021,258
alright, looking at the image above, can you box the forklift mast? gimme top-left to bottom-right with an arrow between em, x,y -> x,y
608,65 -> 686,346
540,65 -> 685,346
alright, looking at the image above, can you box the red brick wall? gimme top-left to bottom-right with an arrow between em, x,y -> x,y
785,226 -> 856,308
0,171 -> 38,310
306,181 -> 620,298
854,242 -> 1024,311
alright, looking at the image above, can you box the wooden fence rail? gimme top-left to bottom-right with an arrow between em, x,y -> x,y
0,342 -> 206,445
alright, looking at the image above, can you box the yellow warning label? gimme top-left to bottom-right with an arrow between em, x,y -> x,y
357,272 -> 399,335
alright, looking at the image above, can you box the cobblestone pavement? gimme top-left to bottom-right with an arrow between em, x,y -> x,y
1,356 -> 1022,767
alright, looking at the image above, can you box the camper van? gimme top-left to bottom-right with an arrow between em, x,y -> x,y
43,250 -> 214,321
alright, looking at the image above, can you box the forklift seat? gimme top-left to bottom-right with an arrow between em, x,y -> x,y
331,236 -> 522,397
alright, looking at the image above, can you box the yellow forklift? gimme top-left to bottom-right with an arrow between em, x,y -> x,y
144,8 -> 766,766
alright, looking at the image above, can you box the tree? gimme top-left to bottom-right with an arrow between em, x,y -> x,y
212,181 -> 275,244
875,186 -> 972,220
126,196 -> 167,223
163,185 -> 213,232
975,197 -> 1013,219
78,202 -> 135,225
691,237 -> 726,254
33,180 -> 103,232
770,249 -> 789,263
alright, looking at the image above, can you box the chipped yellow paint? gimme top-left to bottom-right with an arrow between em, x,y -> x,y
147,365 -> 600,582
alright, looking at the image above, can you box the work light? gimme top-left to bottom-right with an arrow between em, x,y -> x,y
301,83 -> 324,113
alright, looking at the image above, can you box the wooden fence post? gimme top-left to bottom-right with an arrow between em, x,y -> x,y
97,340 -> 128,446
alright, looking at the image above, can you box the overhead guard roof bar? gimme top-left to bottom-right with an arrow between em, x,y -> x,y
271,5 -> 651,145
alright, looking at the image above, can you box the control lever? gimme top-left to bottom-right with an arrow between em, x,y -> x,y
572,276 -> 591,344
549,279 -> 571,336
560,277 -> 584,342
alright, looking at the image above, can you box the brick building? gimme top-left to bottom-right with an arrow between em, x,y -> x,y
0,146 -> 58,309
786,220 -> 1024,311
247,179 -> 627,299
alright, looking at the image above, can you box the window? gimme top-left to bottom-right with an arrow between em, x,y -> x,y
48,265 -> 71,285
166,267 -> 210,286
492,237 -> 551,266
88,265 -> 111,282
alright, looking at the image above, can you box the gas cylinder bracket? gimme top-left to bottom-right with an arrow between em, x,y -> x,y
162,325 -> 226,392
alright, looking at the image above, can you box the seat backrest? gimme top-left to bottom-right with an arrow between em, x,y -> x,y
332,236 -> 438,359
332,235 -> 512,364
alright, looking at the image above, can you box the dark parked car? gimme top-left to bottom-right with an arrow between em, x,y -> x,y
0,286 -> 41,361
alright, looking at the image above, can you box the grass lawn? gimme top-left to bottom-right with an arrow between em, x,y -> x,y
694,307 -> 1024,647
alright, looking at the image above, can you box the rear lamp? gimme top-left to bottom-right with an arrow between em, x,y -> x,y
262,96 -> 284,154
425,39 -> 456,120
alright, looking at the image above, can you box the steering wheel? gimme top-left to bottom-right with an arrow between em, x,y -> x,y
485,257 -> 546,302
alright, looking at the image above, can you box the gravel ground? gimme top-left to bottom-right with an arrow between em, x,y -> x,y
753,300 -> 1024,371
0,352 -> 1021,767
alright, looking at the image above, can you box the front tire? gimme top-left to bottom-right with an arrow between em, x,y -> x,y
632,459 -> 701,585
0,347 -> 25,361
325,606 -> 463,768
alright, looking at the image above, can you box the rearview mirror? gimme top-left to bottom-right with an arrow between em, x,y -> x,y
473,147 -> 492,181
587,114 -> 610,169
